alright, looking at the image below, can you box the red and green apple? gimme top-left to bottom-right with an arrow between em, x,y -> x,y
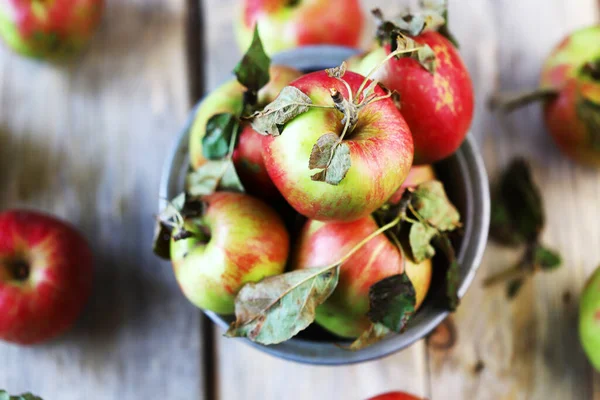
293,216 -> 432,338
235,0 -> 365,55
348,32 -> 474,165
0,0 -> 104,59
189,65 -> 302,199
262,70 -> 414,222
580,265 -> 600,371
0,210 -> 93,345
170,192 -> 290,315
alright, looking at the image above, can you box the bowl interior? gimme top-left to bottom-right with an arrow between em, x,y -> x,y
159,45 -> 490,365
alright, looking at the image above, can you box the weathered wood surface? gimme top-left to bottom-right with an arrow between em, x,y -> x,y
205,0 -> 600,399
0,1 -> 204,399
428,1 -> 600,400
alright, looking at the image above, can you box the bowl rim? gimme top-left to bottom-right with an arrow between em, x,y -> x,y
159,45 -> 490,366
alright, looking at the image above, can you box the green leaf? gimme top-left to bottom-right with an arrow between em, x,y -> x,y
411,180 -> 461,232
490,158 -> 544,245
576,95 -> 600,150
186,160 -> 245,196
506,278 -> 524,299
19,395 -> 42,400
325,62 -> 347,79
250,86 -> 313,136
310,142 -> 351,185
0,392 -> 42,400
436,234 -> 460,310
348,323 -> 391,351
409,222 -> 437,262
367,273 -> 416,332
234,25 -> 271,102
533,244 -> 562,271
202,113 -> 239,160
226,266 -> 340,345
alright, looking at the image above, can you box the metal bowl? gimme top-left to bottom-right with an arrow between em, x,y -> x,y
159,45 -> 490,366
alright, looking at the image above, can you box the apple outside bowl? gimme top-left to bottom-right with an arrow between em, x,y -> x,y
159,45 -> 490,366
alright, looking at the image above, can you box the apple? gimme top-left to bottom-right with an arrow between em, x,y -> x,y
368,392 -> 422,400
348,32 -> 474,165
0,0 -> 104,60
388,164 -> 436,204
170,192 -> 290,315
580,265 -> 600,371
189,65 -> 302,199
0,210 -> 93,345
538,25 -> 600,167
235,0 -> 365,55
292,216 -> 432,338
263,70 -> 414,222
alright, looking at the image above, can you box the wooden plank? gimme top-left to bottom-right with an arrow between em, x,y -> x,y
203,1 -> 429,399
428,1 -> 600,399
0,1 -> 204,399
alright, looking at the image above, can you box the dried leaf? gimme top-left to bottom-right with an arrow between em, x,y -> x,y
367,273 -> 416,332
202,113 -> 238,160
490,158 -> 544,245
348,323 -> 391,351
234,25 -> 270,103
420,0 -> 460,47
250,86 -> 313,136
411,180 -> 461,232
310,142 -> 351,185
309,132 -> 339,169
326,62 -> 347,79
409,222 -> 437,262
576,96 -> 600,150
393,34 -> 437,74
186,160 -> 245,196
533,244 -> 562,271
226,266 -> 340,345
436,234 -> 460,310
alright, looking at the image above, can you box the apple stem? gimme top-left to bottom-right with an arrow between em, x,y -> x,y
488,88 -> 559,113
354,47 -> 424,104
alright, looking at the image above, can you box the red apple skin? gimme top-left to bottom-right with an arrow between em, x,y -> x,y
348,32 -> 474,165
263,70 -> 414,222
540,25 -> 600,167
170,192 -> 290,315
235,0 -> 364,55
0,0 -> 104,59
0,210 -> 93,345
189,65 -> 303,199
293,216 -> 432,338
368,392 -> 423,400
388,164 -> 436,204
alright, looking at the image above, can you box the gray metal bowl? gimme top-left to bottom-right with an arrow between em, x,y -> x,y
159,45 -> 490,366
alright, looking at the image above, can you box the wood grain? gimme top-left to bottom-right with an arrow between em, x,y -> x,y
0,1 -> 204,399
428,1 -> 600,399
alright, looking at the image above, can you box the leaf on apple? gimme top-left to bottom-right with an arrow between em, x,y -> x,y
411,181 -> 461,232
347,323 -> 391,351
226,266 -> 340,345
435,234 -> 460,310
325,62 -> 347,79
202,113 -> 239,160
409,222 -> 438,263
420,0 -> 460,47
392,33 -> 437,74
489,158 -> 543,246
250,86 -> 313,136
310,142 -> 351,185
309,132 -> 339,169
576,96 -> 600,151
186,159 -> 245,196
367,273 -> 416,332
234,25 -> 271,106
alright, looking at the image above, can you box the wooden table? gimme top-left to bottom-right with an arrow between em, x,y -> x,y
0,0 -> 599,399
